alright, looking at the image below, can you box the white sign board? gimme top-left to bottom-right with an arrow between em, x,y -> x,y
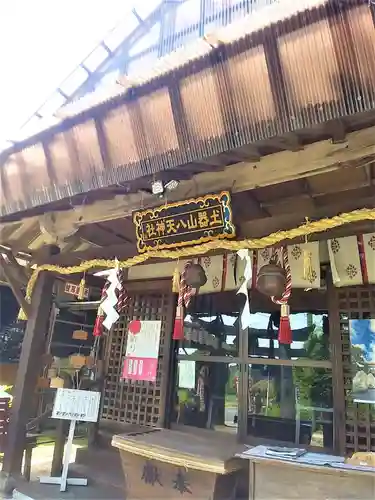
52,389 -> 100,422
178,360 -> 196,389
122,320 -> 162,382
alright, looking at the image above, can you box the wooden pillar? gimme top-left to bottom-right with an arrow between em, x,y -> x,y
0,269 -> 54,493
327,272 -> 346,456
238,326 -> 249,442
50,420 -> 69,476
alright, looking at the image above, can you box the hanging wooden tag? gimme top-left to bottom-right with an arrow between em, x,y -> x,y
50,376 -> 65,389
69,354 -> 86,368
85,355 -> 95,368
72,330 -> 88,341
37,377 -> 50,389
47,367 -> 57,379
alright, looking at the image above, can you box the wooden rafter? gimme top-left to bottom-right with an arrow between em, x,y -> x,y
1,250 -> 30,286
0,254 -> 30,316
326,119 -> 347,144
0,217 -> 38,247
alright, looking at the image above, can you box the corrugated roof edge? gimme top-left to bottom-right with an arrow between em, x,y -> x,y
58,36 -> 214,118
59,0 -> 329,118
0,0 -> 329,157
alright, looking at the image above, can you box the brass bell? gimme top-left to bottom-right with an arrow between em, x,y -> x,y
185,263 -> 207,289
256,263 -> 286,297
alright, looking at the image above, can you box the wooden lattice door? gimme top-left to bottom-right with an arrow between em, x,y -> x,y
101,286 -> 174,428
331,285 -> 375,455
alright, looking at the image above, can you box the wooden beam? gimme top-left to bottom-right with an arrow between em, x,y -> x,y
27,232 -> 46,251
0,218 -> 37,246
326,119 -> 347,144
259,181 -> 375,212
44,207 -> 375,268
233,145 -> 261,162
299,178 -> 316,206
364,162 -> 374,186
40,242 -> 137,266
0,254 -> 30,316
270,133 -> 303,152
327,272 -> 346,455
8,224 -> 41,254
233,191 -> 270,221
33,126 -> 375,233
240,197 -> 375,240
0,268 -> 54,485
1,251 -> 30,285
0,224 -> 18,243
59,234 -> 84,254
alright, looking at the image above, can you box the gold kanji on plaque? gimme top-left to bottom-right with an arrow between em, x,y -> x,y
133,192 -> 235,253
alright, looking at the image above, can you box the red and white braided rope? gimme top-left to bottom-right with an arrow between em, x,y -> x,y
178,261 -> 194,309
97,280 -> 109,315
116,269 -> 129,313
94,280 -> 109,337
271,246 -> 292,305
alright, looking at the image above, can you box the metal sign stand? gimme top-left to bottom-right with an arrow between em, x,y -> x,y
39,419 -> 87,491
39,388 -> 101,492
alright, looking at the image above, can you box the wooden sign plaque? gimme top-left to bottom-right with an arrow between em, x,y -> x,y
133,191 -> 235,253
64,282 -> 89,299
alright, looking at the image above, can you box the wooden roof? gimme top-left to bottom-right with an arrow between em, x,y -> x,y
0,0 -> 374,217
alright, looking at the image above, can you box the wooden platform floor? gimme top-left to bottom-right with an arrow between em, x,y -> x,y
12,476 -> 124,500
1,443 -> 125,499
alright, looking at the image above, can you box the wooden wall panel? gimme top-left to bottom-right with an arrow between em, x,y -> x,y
101,290 -> 174,428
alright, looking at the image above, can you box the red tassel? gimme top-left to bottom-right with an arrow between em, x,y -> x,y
173,305 -> 184,340
93,315 -> 104,337
278,304 -> 292,345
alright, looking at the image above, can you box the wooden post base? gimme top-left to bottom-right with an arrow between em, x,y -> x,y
0,470 -> 16,497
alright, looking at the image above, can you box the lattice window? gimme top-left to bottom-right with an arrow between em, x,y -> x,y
337,286 -> 375,454
101,291 -> 173,427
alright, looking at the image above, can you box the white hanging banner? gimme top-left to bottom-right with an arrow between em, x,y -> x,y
178,360 -> 196,389
197,255 -> 224,293
328,238 -> 341,285
327,235 -> 373,287
256,247 -> 283,273
287,242 -> 320,288
97,260 -> 121,330
236,249 -> 252,330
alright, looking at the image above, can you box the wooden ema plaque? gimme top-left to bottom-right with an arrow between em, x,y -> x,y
133,191 -> 235,253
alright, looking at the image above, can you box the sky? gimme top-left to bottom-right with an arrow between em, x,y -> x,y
0,0 -> 275,147
0,0 -> 160,146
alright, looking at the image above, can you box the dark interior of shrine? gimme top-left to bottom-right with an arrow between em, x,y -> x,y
170,288 -> 332,450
